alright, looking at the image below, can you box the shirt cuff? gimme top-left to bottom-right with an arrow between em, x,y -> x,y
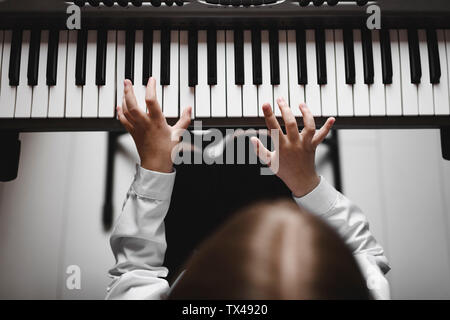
292,176 -> 339,216
131,164 -> 176,201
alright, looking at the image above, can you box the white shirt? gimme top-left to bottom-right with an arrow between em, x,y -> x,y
106,165 -> 391,300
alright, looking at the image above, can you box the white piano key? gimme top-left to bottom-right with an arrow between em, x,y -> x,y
259,30 -> 273,116
82,30 -> 98,118
211,30 -> 226,117
152,30 -> 163,107
179,30 -> 195,118
66,30 -> 82,118
116,30 -> 125,113
399,29 -> 419,116
369,30 -> 386,116
31,30 -> 49,118
15,30 -> 32,118
99,30 -> 116,118
196,30 -> 210,117
321,29 -> 337,117
435,30 -> 450,115
353,29 -> 370,116
242,30 -> 258,117
334,29 -> 353,117
0,30 -> 16,118
226,30 -> 242,118
305,30 -> 321,116
386,30 -> 402,116
417,29 -> 434,115
274,30 -> 289,117
49,30 -> 68,118
162,30 -> 179,118
287,29 -> 303,117
133,30 -> 146,113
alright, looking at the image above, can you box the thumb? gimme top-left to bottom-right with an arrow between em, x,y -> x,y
250,137 -> 272,165
173,106 -> 192,130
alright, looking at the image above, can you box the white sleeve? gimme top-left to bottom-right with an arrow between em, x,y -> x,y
293,176 -> 391,300
106,165 -> 176,300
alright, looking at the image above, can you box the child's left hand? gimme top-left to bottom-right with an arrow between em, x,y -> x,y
117,78 -> 192,173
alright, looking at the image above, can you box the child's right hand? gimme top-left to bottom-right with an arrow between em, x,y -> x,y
250,98 -> 335,198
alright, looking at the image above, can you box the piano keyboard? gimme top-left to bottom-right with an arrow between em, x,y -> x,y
1,28 -> 450,127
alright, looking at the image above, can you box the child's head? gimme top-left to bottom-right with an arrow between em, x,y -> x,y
169,199 -> 370,300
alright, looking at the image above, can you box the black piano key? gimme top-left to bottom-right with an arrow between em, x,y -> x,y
361,29 -> 374,84
296,28 -> 307,85
251,29 -> 262,85
142,29 -> 153,85
269,29 -> 280,85
408,29 -> 421,84
9,29 -> 23,86
234,29 -> 244,85
427,29 -> 441,84
315,28 -> 327,85
96,29 -> 107,86
160,29 -> 170,85
188,29 -> 198,87
27,29 -> 41,86
343,28 -> 355,84
207,29 -> 217,85
46,30 -> 59,86
380,29 -> 393,84
125,29 -> 135,84
75,29 -> 88,86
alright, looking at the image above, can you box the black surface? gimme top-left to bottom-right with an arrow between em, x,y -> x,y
2,116 -> 450,133
441,127 -> 450,160
165,136 -> 291,281
269,29 -> 280,85
0,132 -> 21,182
296,28 -> 307,85
343,28 -> 355,84
9,29 -> 23,86
407,28 -> 422,84
46,29 -> 59,86
27,29 -> 41,86
251,29 -> 262,85
207,29 -> 217,85
96,29 -> 107,86
427,29 -> 441,84
188,29 -> 198,87
315,28 -> 327,85
380,29 -> 393,84
160,29 -> 171,85
75,29 -> 88,86
143,29 -> 153,85
361,29 -> 374,84
234,29 -> 245,85
125,29 -> 135,83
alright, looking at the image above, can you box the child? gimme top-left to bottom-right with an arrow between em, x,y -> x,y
106,78 -> 390,300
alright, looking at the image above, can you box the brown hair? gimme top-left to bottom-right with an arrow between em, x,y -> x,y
169,199 -> 370,300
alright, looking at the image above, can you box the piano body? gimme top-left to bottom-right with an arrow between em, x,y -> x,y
1,0 -> 450,181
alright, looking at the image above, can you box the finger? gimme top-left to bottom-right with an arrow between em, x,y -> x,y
312,117 -> 335,147
124,79 -> 148,124
262,103 -> 282,133
250,136 -> 273,165
173,106 -> 192,131
117,105 -> 134,132
277,97 -> 299,141
145,77 -> 164,120
299,103 -> 316,143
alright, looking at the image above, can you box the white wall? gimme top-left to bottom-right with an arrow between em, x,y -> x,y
0,129 -> 449,299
